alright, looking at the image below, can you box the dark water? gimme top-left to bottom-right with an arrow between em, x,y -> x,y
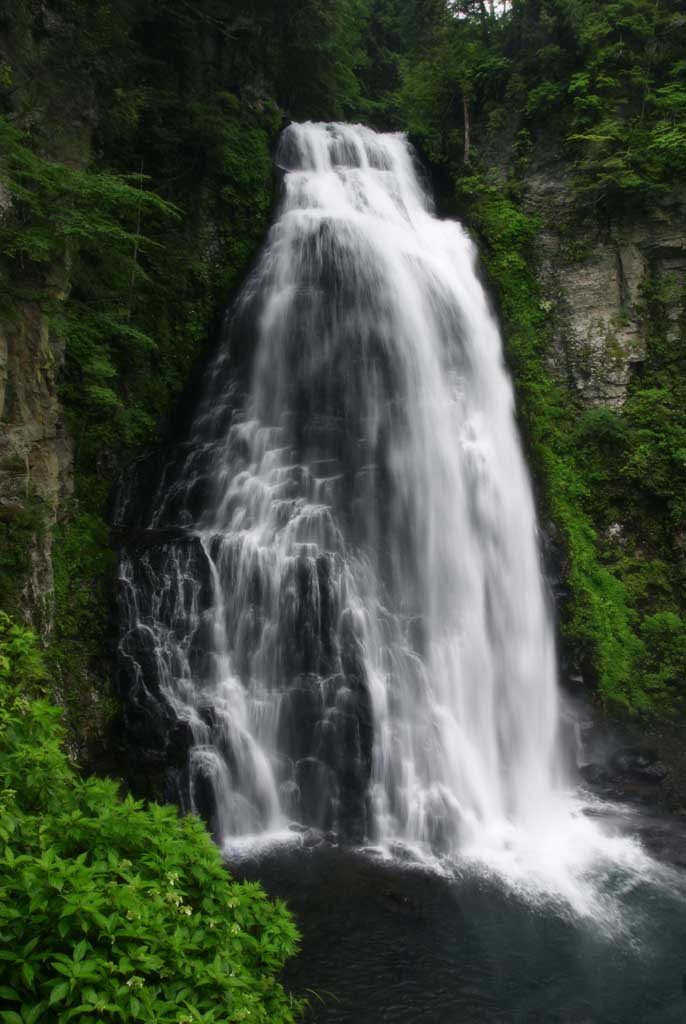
233,845 -> 686,1024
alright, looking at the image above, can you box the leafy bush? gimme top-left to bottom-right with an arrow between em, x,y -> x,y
0,614 -> 303,1024
0,116 -> 177,294
639,611 -> 686,702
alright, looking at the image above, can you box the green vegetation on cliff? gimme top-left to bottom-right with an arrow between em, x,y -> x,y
0,0 -> 387,710
1,3 -> 686,728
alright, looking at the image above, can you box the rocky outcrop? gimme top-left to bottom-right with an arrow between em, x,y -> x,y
521,153 -> 686,407
0,292 -> 74,630
0,11 -> 93,629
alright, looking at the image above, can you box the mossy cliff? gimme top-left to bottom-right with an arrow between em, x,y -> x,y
1,0 -> 686,766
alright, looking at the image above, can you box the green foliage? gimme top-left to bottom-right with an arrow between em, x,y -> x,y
48,509 -> 117,742
0,110 -> 187,502
0,496 -> 46,619
0,116 -> 177,293
390,0 -> 686,204
638,611 -> 686,698
563,0 -> 686,203
271,0 -> 368,119
622,387 -> 686,514
0,617 -> 303,1023
53,24 -> 279,490
396,5 -> 509,165
493,0 -> 686,205
0,613 -> 47,696
51,511 -> 113,663
619,274 -> 686,532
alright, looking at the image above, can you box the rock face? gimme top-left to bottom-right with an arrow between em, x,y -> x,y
0,11 -> 92,629
0,293 -> 74,630
521,152 -> 686,407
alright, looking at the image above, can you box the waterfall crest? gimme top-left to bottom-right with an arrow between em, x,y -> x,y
117,123 -> 654,905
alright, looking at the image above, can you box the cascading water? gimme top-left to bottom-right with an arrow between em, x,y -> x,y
116,122 -> 667,914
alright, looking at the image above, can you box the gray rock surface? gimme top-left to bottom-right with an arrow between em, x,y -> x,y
0,284 -> 74,630
521,154 -> 686,407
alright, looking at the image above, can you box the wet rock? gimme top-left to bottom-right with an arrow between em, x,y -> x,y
580,743 -> 672,808
302,829 -> 323,849
189,758 -> 220,840
111,525 -> 191,550
579,763 -> 610,786
278,676 -> 323,761
380,888 -> 422,915
610,747 -> 668,783
166,718 -> 195,770
634,817 -> 686,868
296,757 -> 333,828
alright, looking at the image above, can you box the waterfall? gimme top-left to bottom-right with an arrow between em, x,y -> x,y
117,123 -> 655,907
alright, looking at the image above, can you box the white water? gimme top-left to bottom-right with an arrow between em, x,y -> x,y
118,122 -> 669,917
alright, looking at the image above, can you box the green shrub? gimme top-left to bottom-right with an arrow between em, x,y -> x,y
0,615 -> 303,1024
638,611 -> 686,705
